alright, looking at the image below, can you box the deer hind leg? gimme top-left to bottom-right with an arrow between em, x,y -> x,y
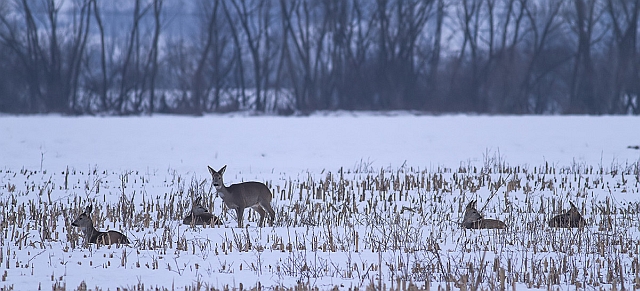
252,206 -> 266,227
261,202 -> 276,226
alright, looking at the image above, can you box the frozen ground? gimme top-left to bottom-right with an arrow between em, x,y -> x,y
0,113 -> 639,290
3,113 -> 639,173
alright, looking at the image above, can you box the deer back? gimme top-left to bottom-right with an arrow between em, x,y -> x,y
466,218 -> 507,229
549,203 -> 585,228
182,210 -> 222,226
92,231 -> 130,245
224,182 -> 272,208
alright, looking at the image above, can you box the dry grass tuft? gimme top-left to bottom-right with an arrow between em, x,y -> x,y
1,160 -> 639,290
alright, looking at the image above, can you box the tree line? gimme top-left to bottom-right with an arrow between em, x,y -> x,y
0,0 -> 638,115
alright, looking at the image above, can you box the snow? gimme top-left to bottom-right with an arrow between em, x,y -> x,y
1,113 -> 640,290
3,114 -> 638,172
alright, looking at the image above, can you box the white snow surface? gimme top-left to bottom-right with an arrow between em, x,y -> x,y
0,113 -> 639,290
2,113 -> 639,173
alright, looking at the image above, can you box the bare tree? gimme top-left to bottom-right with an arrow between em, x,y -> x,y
205,2 -> 234,112
222,0 -> 247,109
191,1 -> 218,114
323,0 -> 351,110
280,0 -> 330,110
568,0 -> 601,113
0,0 -> 92,113
515,0 -> 567,113
227,0 -> 275,112
146,0 -> 163,114
482,0 -> 528,113
446,0 -> 486,111
0,0 -> 638,115
91,0 -> 109,111
272,0 -> 295,112
371,0 -> 434,109
606,0 -> 639,114
428,0 -> 445,99
338,0 -> 376,109
0,0 -> 44,111
65,0 -> 92,113
116,0 -> 151,114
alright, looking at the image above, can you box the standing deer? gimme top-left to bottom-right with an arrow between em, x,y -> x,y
548,202 -> 586,228
208,165 -> 275,228
462,200 -> 507,229
71,205 -> 130,245
182,197 -> 222,226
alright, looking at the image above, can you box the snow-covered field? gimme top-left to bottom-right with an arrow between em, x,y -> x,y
1,113 -> 639,290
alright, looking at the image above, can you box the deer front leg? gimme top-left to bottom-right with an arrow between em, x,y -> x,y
236,207 -> 244,228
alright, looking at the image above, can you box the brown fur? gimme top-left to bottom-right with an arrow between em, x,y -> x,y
462,200 -> 506,229
71,205 -> 129,246
548,202 -> 586,228
183,197 -> 222,226
209,165 -> 275,228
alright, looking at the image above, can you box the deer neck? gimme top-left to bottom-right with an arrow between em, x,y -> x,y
215,184 -> 230,199
81,224 -> 100,243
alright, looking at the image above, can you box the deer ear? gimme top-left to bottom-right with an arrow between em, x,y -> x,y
208,166 -> 215,175
219,165 -> 227,174
86,205 -> 93,214
569,201 -> 576,209
466,200 -> 475,209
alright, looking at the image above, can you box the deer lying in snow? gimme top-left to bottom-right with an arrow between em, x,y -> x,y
462,200 -> 506,229
548,202 -> 586,228
71,205 -> 130,246
182,197 -> 222,226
